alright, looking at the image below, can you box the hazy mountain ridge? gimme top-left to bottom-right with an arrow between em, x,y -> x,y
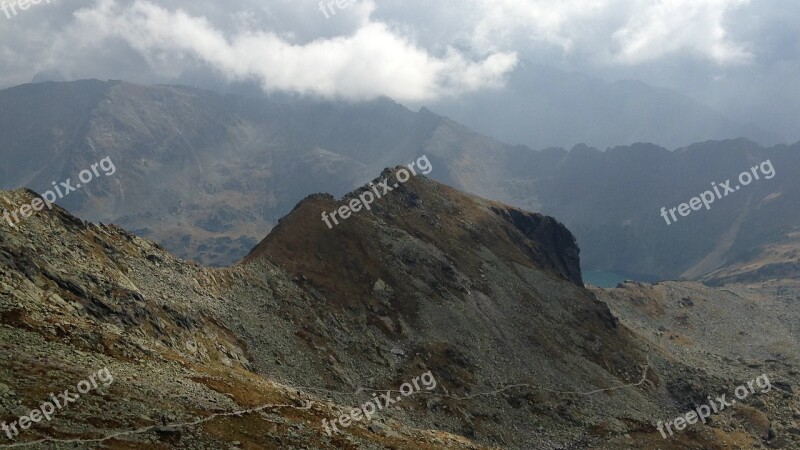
507,139 -> 799,282
0,80 -> 435,265
0,80 -> 797,284
427,63 -> 779,150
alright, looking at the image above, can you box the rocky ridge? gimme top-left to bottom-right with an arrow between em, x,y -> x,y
0,172 -> 797,448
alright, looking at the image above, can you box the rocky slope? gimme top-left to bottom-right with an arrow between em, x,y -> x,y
0,188 -> 485,449
1,172 -> 797,448
595,280 -> 800,449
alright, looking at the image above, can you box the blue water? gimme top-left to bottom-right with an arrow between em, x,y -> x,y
583,270 -> 628,288
583,270 -> 662,288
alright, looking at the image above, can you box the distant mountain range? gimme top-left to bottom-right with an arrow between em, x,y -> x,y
168,63 -> 781,150
417,63 -> 780,150
0,80 -> 796,283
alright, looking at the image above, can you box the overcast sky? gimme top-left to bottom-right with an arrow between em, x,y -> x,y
2,0 -> 799,140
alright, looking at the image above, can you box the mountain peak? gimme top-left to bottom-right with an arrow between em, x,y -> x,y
244,167 -> 583,310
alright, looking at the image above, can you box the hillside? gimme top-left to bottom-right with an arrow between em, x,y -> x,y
1,172 -> 798,448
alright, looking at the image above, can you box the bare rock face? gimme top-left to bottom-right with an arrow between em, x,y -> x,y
489,206 -> 582,285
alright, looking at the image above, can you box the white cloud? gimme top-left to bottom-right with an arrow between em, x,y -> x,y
469,0 -> 611,52
611,0 -> 752,64
67,0 -> 518,101
460,0 -> 751,65
0,0 -> 776,111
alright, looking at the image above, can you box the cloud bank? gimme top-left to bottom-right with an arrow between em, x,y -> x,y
1,0 -> 798,140
0,0 -> 762,101
59,0 -> 517,101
